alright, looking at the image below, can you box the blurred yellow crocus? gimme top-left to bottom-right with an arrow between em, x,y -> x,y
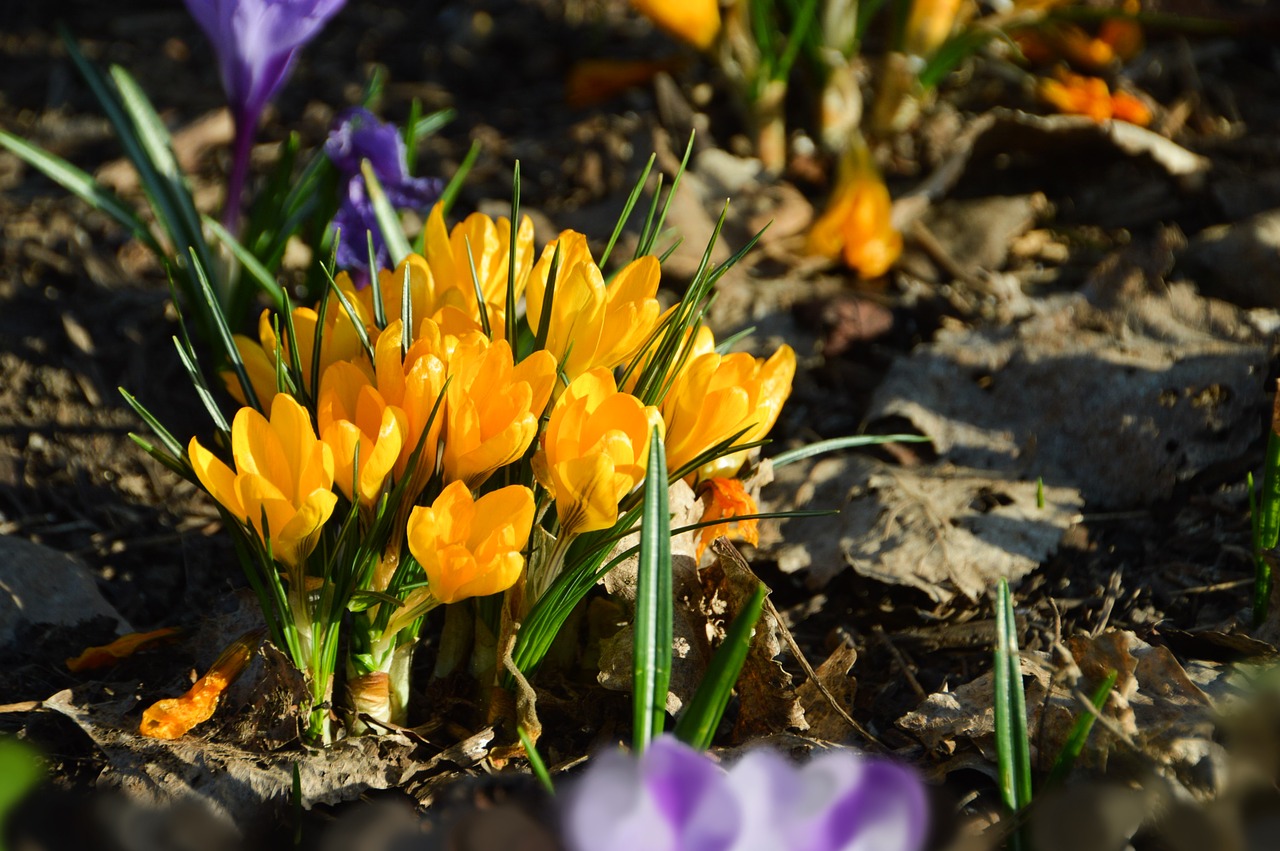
525,232 -> 661,381
400,481 -> 535,617
806,141 -> 902,279
660,328 -> 796,480
442,336 -> 556,488
227,306 -> 365,408
317,361 -> 408,508
631,0 -> 720,51
189,394 -> 337,566
903,0 -> 963,58
535,368 -> 660,536
422,202 -> 535,339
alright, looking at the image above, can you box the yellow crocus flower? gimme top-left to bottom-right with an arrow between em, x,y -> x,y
188,394 -> 337,566
371,320 -> 455,483
226,305 -> 365,408
535,368 -> 660,536
631,0 -> 720,51
806,141 -> 902,279
660,330 -> 796,480
405,481 -> 535,606
525,232 -> 661,381
422,202 -> 535,340
441,336 -> 556,488
903,0 -> 963,59
317,361 -> 408,507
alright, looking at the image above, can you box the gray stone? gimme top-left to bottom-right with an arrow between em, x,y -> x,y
1180,208 -> 1280,308
0,535 -> 130,646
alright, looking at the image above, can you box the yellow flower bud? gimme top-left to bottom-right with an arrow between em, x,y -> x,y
525,232 -> 661,381
660,331 -> 796,480
226,305 -> 365,408
188,394 -> 337,566
442,337 -> 557,488
405,480 -> 535,605
317,361 -> 408,507
535,368 -> 660,536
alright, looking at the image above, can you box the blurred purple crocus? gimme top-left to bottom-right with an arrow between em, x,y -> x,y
324,107 -> 442,284
563,736 -> 928,851
183,0 -> 347,230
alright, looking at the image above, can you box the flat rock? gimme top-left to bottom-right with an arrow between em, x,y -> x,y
1180,208 -> 1280,308
0,535 -> 130,647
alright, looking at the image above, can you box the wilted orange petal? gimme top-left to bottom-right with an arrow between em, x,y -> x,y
695,478 -> 760,562
566,58 -> 679,109
66,627 -> 181,672
1111,91 -> 1152,127
139,634 -> 254,740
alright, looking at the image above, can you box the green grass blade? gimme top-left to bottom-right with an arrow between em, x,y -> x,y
994,577 -> 1032,845
368,230 -> 388,330
401,259 -> 414,358
532,241 -> 562,353
321,261 -> 375,363
361,160 -> 412,267
633,429 -> 672,753
770,434 -> 929,468
204,215 -> 286,312
192,248 -> 262,413
411,107 -> 455,146
517,726 -> 555,795
0,131 -> 160,254
463,237 -> 492,339
674,582 -> 766,750
172,336 -> 232,432
600,153 -> 655,270
1046,669 -> 1117,787
1254,391 -> 1280,625
118,388 -> 186,459
439,140 -> 481,215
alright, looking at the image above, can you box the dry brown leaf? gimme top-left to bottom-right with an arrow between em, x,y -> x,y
795,640 -> 859,743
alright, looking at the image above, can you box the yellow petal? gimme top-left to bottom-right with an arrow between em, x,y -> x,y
188,436 -> 244,520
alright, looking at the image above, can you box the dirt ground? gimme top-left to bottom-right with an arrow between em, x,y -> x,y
3,0 -> 1280,848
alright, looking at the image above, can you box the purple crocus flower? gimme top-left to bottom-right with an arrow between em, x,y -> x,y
183,0 -> 348,229
324,108 -> 442,284
564,736 -> 928,851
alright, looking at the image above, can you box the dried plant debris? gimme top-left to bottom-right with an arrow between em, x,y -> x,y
868,288 -> 1268,508
898,630 -> 1246,798
760,454 -> 1081,603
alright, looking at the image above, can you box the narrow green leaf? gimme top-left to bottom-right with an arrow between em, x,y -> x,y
368,230 -> 388,330
361,159 -> 412,266
518,726 -> 555,795
675,582 -> 766,749
401,259 -> 414,358
440,140 -> 481,215
506,161 -> 521,347
600,153 -> 655,270
411,107 -> 455,144
994,577 -> 1032,845
0,131 -> 160,254
322,261 -> 376,363
770,434 -> 929,468
204,215 -> 286,311
642,132 -> 694,256
119,388 -> 185,459
172,336 -> 232,432
532,240 -> 561,353
191,249 -> 262,413
463,236 -> 492,339
634,429 -> 673,753
404,99 -> 423,174
1046,669 -> 1117,787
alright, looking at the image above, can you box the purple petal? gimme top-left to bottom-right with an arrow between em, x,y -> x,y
812,757 -> 928,851
640,738 -> 739,851
325,107 -> 409,181
183,0 -> 347,127
564,748 -> 679,851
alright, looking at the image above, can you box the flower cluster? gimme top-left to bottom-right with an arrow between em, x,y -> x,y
175,200 -> 794,740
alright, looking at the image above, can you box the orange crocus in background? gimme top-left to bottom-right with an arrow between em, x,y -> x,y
806,140 -> 902,279
535,368 -> 659,537
188,393 -> 337,566
1038,68 -> 1151,126
630,0 -> 720,51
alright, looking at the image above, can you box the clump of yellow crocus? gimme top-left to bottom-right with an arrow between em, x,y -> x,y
525,232 -> 661,381
317,361 -> 407,508
442,336 -> 556,488
371,320 -> 453,482
659,327 -> 796,480
535,368 -> 660,537
806,141 -> 902,279
188,393 -> 337,566
397,481 -> 535,624
631,0 -> 720,51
